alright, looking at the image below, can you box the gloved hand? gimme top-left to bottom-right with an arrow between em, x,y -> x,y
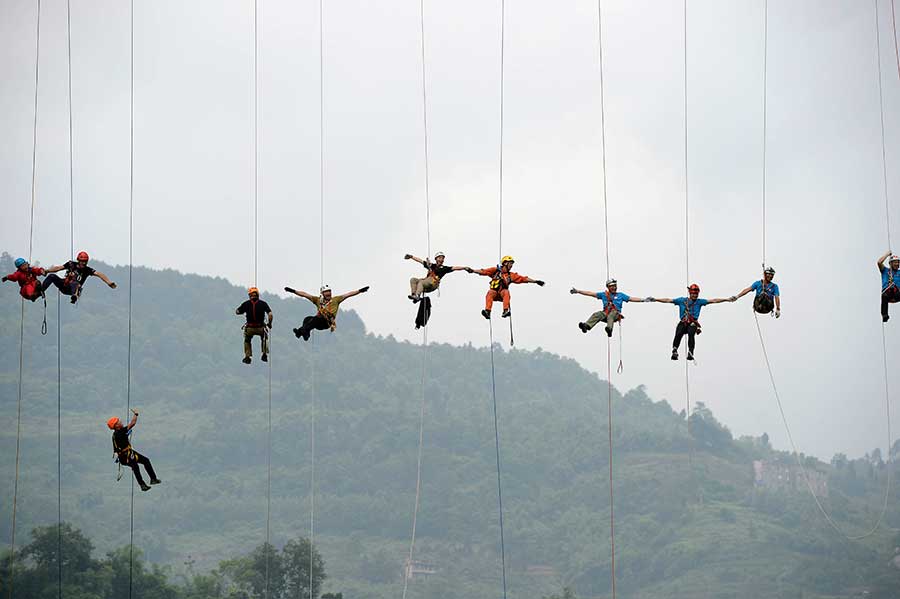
359,286 -> 370,293
729,296 -> 737,302
465,267 -> 474,273
130,408 -> 139,416
570,287 -> 577,294
404,254 -> 413,260
1,276 -> 6,282
284,286 -> 296,294
267,322 -> 273,329
644,297 -> 655,302
775,310 -> 781,319
535,280 -> 545,287
109,282 -> 118,289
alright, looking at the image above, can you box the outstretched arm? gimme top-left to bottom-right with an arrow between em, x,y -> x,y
570,288 -> 598,298
650,297 -> 675,304
515,274 -> 545,286
404,254 -> 425,265
284,287 -> 316,302
45,264 -> 66,274
450,266 -> 469,272
878,250 -> 892,271
126,410 -> 138,430
707,297 -> 735,305
735,285 -> 753,299
340,286 -> 371,300
93,270 -> 117,288
625,295 -> 647,303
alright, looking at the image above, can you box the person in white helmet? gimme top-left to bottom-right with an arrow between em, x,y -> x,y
733,266 -> 781,317
404,251 -> 470,302
284,284 -> 370,340
878,251 -> 900,322
570,278 -> 649,337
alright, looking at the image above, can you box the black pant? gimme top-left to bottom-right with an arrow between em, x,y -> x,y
123,451 -> 157,486
299,315 -> 330,340
42,274 -> 77,295
673,321 -> 698,353
882,287 -> 900,318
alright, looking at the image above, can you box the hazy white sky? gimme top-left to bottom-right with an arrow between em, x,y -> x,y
1,0 -> 899,459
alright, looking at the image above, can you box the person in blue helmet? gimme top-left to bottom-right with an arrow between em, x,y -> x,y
570,278 -> 649,338
2,257 -> 46,301
733,266 -> 780,317
878,251 -> 900,322
647,284 -> 734,360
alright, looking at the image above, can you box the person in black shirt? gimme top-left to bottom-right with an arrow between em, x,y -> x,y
42,251 -> 117,304
404,251 -> 469,302
107,410 -> 160,492
236,287 -> 273,364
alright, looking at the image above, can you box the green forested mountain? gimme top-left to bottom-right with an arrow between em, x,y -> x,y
1,253 -> 899,599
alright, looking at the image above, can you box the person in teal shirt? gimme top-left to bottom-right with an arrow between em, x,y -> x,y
734,267 -> 781,317
648,284 -> 734,360
878,251 -> 900,322
570,278 -> 648,337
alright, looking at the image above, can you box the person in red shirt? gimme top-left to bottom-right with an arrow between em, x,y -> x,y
468,255 -> 544,319
2,257 -> 46,302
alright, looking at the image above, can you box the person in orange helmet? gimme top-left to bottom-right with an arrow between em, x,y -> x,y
42,251 -> 117,304
236,287 -> 273,364
468,255 -> 544,319
107,410 -> 160,492
647,283 -> 734,360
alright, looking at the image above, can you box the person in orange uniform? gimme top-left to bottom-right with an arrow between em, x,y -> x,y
468,255 -> 544,319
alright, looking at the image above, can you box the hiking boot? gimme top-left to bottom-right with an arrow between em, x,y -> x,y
671,349 -> 678,361
686,351 -> 694,361
302,330 -> 311,341
481,309 -> 491,320
293,328 -> 302,339
578,322 -> 589,333
150,478 -> 162,485
501,309 -> 511,318
242,357 -> 252,364
70,295 -> 78,304
883,314 -> 890,323
139,483 -> 151,492
261,354 -> 268,362
605,326 -> 613,338
409,294 -> 420,303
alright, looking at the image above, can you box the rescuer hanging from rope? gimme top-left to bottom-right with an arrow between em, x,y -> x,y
2,257 -> 46,302
236,287 -> 273,364
570,278 -> 649,337
405,251 -> 469,302
468,255 -> 544,319
41,251 -> 117,304
107,410 -> 161,492
286,284 -> 370,340
733,266 -> 780,318
648,284 -> 734,360
878,251 -> 900,322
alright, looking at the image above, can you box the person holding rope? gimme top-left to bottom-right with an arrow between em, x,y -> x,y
286,284 -> 370,341
107,410 -> 160,492
41,251 -> 117,304
648,284 -> 734,360
878,252 -> 900,322
571,278 -> 649,338
469,255 -> 544,319
236,287 -> 273,364
405,251 -> 469,302
2,257 -> 46,302
732,266 -> 780,317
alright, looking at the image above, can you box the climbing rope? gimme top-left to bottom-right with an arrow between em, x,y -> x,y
8,3 -> 42,597
877,0 -> 893,251
682,0 -> 695,457
892,0 -> 900,81
487,320 -> 509,599
401,0 -> 433,595
596,1 -> 617,596
125,2 -> 136,596
761,0 -> 768,268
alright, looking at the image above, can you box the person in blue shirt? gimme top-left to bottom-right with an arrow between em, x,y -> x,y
734,266 -> 780,317
570,278 -> 648,337
878,251 -> 900,322
648,284 -> 734,360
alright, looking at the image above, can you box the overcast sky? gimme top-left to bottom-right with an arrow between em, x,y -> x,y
2,0 -> 899,460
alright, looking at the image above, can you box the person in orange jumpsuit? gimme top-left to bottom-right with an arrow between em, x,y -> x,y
2,257 -> 46,302
468,255 -> 544,319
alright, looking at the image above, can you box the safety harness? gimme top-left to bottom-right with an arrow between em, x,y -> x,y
603,291 -> 625,321
681,298 -> 702,332
317,295 -> 339,331
489,266 -> 512,293
883,268 -> 899,296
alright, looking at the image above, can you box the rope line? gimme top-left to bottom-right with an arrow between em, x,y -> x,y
605,339 -> 617,599
597,0 -> 611,280
9,4 -> 42,597
762,0 -> 768,267
309,336 -> 317,599
682,0 -> 695,461
401,330 -> 428,599
497,0 -> 505,260
892,0 -> 900,81
253,0 -> 259,288
56,297 -> 62,599
265,334 -> 272,599
126,1 -> 136,596
754,314 -> 892,540
877,0 -> 893,251
487,320 -> 509,599
319,0 -> 325,287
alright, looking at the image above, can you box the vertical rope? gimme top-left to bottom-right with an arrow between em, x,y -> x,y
402,2 -> 434,596
877,0 -> 893,251
497,0 -> 505,260
892,0 -> 900,81
682,0 -> 693,443
56,296 -> 62,599
319,0 -> 325,288
487,321 -> 509,599
126,2 -> 136,597
9,3 -> 42,598
253,0 -> 259,287
265,335 -> 272,599
762,0 -> 768,267
309,336 -> 316,599
597,0 -> 610,280
605,340 -> 616,599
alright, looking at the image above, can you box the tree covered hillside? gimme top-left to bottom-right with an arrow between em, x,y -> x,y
1,253 -> 899,598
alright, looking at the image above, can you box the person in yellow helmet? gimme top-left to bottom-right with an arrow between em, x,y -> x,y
107,410 -> 160,492
468,255 -> 544,319
236,287 -> 273,364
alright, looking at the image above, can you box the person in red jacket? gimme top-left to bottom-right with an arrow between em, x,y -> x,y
469,255 -> 544,319
2,257 -> 46,302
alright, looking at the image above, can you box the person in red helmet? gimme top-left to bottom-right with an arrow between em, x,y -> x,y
468,255 -> 544,319
236,287 -> 273,364
42,251 -> 117,304
2,257 -> 46,302
108,409 -> 160,492
647,284 -> 734,360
